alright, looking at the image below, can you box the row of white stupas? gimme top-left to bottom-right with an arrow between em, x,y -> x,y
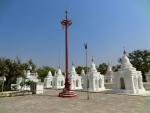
44,51 -> 148,95
44,58 -> 105,92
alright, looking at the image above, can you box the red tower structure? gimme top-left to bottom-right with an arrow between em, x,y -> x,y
59,11 -> 77,97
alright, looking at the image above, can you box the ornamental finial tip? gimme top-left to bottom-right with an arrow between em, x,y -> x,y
123,46 -> 127,55
72,61 -> 74,66
65,10 -> 68,19
92,56 -> 94,62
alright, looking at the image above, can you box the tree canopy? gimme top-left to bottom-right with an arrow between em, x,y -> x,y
97,63 -> 108,74
37,66 -> 56,82
128,50 -> 150,81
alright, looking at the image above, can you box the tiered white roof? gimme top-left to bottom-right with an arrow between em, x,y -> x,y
71,65 -> 77,75
46,71 -> 53,78
121,50 -> 133,69
81,69 -> 85,76
90,59 -> 97,73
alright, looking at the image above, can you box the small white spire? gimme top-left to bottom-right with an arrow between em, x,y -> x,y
121,49 -> 133,69
91,57 -> 97,72
29,65 -> 32,70
71,63 -> 76,75
81,69 -> 85,75
107,63 -> 112,72
47,71 -> 52,77
57,68 -> 62,75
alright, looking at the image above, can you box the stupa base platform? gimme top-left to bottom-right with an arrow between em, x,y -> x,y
58,89 -> 77,98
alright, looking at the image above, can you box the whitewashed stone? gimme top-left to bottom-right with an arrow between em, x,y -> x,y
83,59 -> 105,92
113,51 -> 146,95
35,83 -> 44,94
16,66 -> 40,91
53,68 -> 65,89
44,71 -> 53,88
104,63 -> 113,83
69,65 -> 82,90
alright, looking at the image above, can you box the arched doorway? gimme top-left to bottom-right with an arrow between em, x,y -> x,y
120,77 -> 125,89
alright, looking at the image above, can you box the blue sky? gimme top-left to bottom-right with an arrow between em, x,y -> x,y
0,0 -> 150,69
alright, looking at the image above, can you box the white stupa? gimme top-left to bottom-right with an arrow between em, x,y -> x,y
16,65 -> 39,91
113,50 -> 146,95
44,71 -> 53,88
83,58 -> 105,92
53,68 -> 65,89
104,63 -> 113,83
69,64 -> 82,90
25,65 -> 38,83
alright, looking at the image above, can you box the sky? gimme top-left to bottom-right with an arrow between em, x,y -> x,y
0,0 -> 150,70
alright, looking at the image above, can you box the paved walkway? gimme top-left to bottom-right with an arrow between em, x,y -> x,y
0,89 -> 149,113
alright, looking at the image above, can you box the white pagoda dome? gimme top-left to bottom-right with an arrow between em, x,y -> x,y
121,50 -> 133,69
113,50 -> 146,95
53,68 -> 65,89
90,59 -> 97,72
47,71 -> 53,78
44,70 -> 53,88
69,64 -> 82,90
83,58 -> 105,92
81,69 -> 85,76
71,65 -> 76,75
104,63 -> 113,83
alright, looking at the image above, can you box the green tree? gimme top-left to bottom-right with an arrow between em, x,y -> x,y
97,63 -> 108,74
28,59 -> 36,72
76,66 -> 84,75
76,66 -> 90,75
37,66 -> 56,82
112,64 -> 121,72
0,57 -> 25,91
6,58 -> 24,90
128,50 -> 150,81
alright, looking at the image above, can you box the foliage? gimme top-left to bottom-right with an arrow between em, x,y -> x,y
128,50 -> 150,81
76,66 -> 90,75
0,57 -> 36,91
112,64 -> 121,72
28,59 -> 36,72
37,66 -> 56,82
25,80 -> 35,87
97,63 -> 108,74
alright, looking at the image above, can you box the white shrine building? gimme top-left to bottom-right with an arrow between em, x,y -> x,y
83,59 -> 105,92
69,64 -> 82,90
16,65 -> 39,91
44,71 -> 53,88
104,63 -> 113,83
113,50 -> 146,95
53,68 -> 65,89
25,66 -> 39,83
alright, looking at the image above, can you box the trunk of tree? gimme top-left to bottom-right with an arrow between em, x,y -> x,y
5,76 -> 12,90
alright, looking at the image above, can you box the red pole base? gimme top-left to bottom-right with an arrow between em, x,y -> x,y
59,88 -> 77,98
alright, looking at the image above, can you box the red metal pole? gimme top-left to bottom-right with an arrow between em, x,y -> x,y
65,23 -> 68,83
59,11 -> 77,97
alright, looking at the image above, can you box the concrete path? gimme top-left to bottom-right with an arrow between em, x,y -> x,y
0,89 -> 149,113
